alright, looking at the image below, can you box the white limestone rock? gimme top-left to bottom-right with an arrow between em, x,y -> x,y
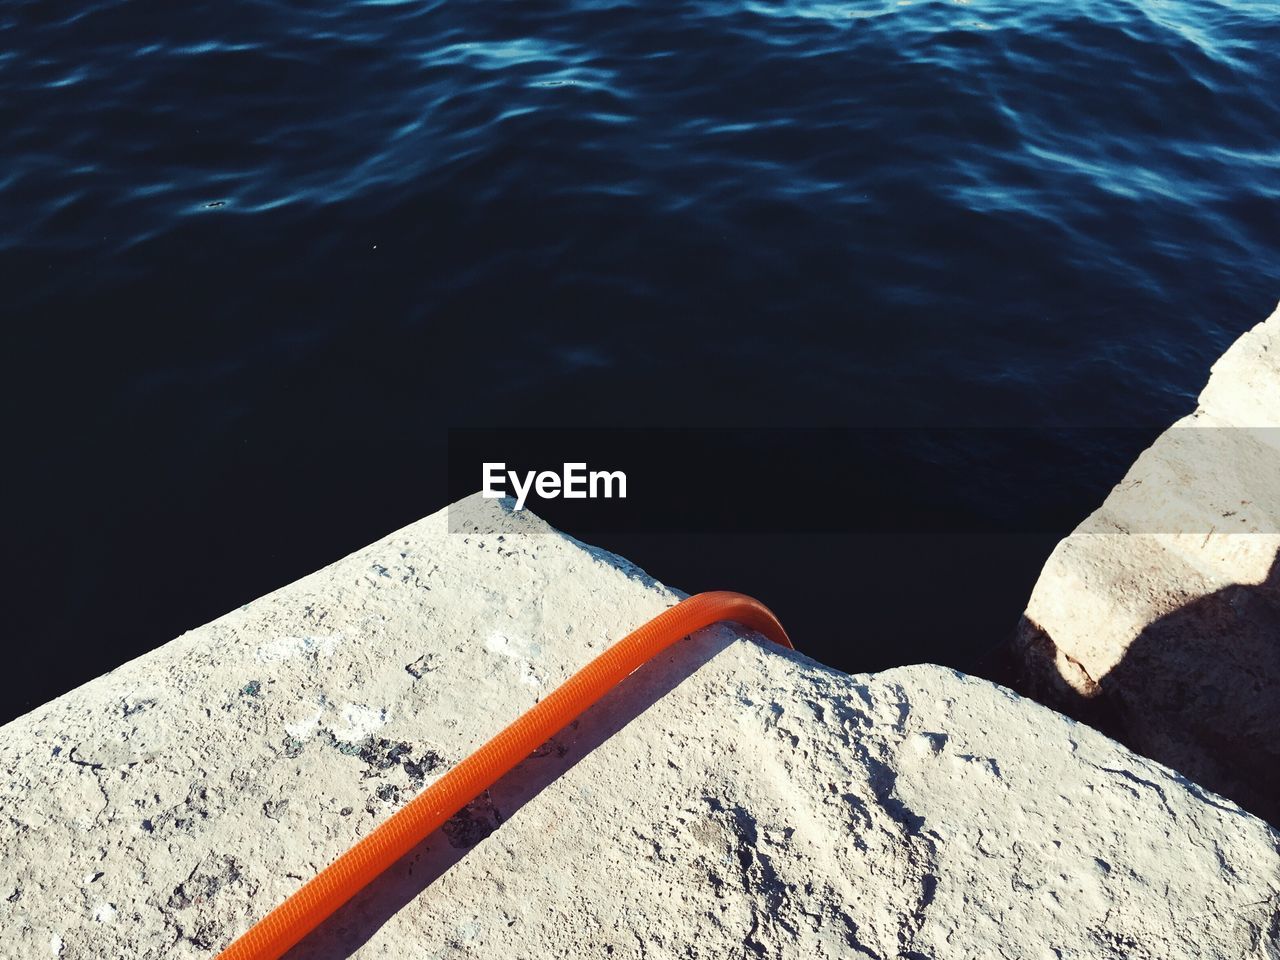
1011,304 -> 1280,823
1,497 -> 1277,959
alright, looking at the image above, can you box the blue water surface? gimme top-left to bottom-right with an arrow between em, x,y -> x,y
2,0 -> 1278,714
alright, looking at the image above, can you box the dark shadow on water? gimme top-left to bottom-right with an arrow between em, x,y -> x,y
281,626 -> 761,960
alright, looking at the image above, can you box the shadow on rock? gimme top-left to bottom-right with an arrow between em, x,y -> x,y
1102,552 -> 1280,824
282,627 -> 743,960
997,552 -> 1279,826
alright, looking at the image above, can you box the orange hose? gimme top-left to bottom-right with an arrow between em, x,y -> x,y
215,591 -> 793,960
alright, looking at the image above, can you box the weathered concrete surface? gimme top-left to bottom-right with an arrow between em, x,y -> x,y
2,497 -> 1279,959
1009,304 -> 1280,824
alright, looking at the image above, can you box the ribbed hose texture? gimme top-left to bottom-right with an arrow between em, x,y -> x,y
215,591 -> 793,960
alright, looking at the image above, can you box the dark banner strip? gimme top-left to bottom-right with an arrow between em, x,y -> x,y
447,427 -> 1280,535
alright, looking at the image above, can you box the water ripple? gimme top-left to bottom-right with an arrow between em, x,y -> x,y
1,0 -> 1277,433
